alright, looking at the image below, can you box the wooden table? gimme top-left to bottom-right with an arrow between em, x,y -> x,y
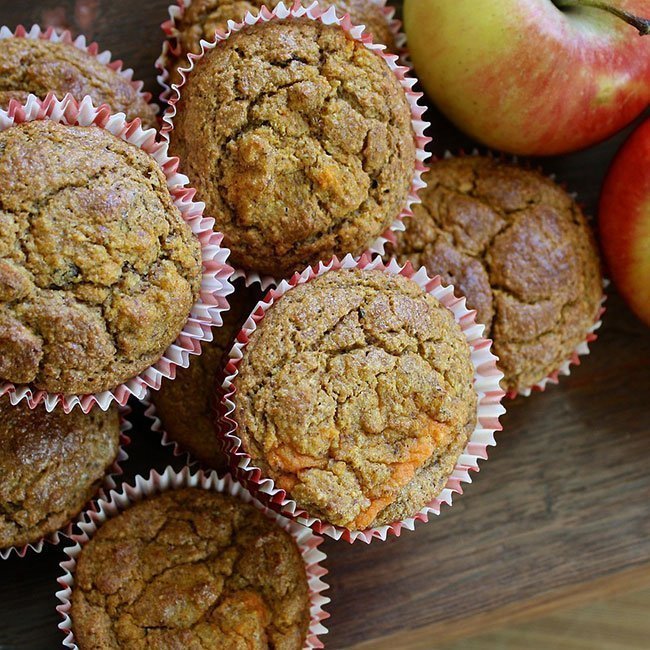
0,1 -> 649,648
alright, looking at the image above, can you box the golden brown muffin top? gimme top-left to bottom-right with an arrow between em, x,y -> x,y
170,18 -> 415,278
389,156 -> 603,393
151,283 -> 261,469
0,120 -> 202,394
0,400 -> 120,549
167,0 -> 397,86
233,269 -> 476,530
0,37 -> 157,127
71,488 -> 310,650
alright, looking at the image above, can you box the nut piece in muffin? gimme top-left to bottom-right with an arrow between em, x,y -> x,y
169,18 -> 416,278
166,0 -> 398,87
387,156 -> 603,394
232,268 -> 477,530
0,37 -> 157,127
151,282 -> 261,469
71,488 -> 310,649
0,400 -> 120,550
0,120 -> 203,395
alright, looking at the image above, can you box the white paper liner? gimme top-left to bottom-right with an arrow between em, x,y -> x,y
56,466 -> 330,649
160,1 -> 430,288
0,406 -> 132,560
219,253 -> 506,543
0,24 -> 158,123
435,150 -> 607,398
0,93 -> 234,413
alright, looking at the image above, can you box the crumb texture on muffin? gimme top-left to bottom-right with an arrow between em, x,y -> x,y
170,19 -> 415,277
71,489 -> 310,650
167,0 -> 397,87
233,269 -> 477,530
0,401 -> 120,549
389,156 -> 603,393
152,284 -> 261,469
0,120 -> 202,394
0,37 -> 157,127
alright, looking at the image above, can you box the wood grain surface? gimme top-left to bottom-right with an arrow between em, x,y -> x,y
0,1 -> 649,649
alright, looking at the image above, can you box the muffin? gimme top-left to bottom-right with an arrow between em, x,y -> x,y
231,268 -> 477,530
0,400 -> 120,550
151,283 -> 261,468
0,36 -> 157,127
0,120 -> 203,395
169,18 -> 417,278
71,488 -> 310,649
166,0 -> 398,87
387,156 -> 603,393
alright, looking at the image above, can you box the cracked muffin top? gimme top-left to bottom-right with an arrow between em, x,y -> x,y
388,156 -> 603,393
151,283 -> 261,469
166,0 -> 397,87
169,18 -> 416,278
0,37 -> 157,127
0,400 -> 120,550
232,268 -> 477,530
71,488 -> 310,650
0,120 -> 203,395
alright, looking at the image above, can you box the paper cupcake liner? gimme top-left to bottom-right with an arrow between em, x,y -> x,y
219,253 -> 506,543
156,0 -> 406,108
436,150 -> 607,399
0,93 -> 234,414
0,24 -> 158,121
142,394 -> 198,465
160,1 -> 430,288
56,466 -> 330,649
0,406 -> 132,560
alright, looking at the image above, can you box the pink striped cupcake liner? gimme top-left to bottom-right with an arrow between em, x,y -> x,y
219,253 -> 506,543
56,466 -> 330,649
0,24 -> 158,122
0,93 -> 234,413
156,0 -> 406,108
159,1 -> 430,289
1,406 -> 132,560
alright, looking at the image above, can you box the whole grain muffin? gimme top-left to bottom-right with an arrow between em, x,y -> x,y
0,400 -> 120,550
387,156 -> 603,394
0,120 -> 203,395
232,268 -> 477,530
0,37 -> 157,127
151,283 -> 261,468
166,0 -> 397,87
71,488 -> 310,649
169,18 -> 416,278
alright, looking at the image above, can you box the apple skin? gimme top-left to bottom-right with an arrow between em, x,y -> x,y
599,118 -> 650,326
404,0 -> 650,156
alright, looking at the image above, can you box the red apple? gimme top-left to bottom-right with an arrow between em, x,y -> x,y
599,118 -> 650,325
404,0 -> 650,155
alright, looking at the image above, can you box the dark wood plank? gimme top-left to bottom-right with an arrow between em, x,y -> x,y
0,1 -> 649,649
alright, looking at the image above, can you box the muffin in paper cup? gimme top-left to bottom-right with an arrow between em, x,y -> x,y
56,466 -> 330,649
0,93 -> 234,413
156,0 -> 406,107
219,253 -> 506,543
387,149 -> 607,399
1,405 -> 131,560
160,1 -> 430,289
0,24 -> 158,127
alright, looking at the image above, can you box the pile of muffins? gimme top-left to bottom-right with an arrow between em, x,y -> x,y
0,1 -> 604,648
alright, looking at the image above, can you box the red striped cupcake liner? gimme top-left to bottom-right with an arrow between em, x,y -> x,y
0,406 -> 132,560
159,1 -> 430,289
0,93 -> 234,413
56,466 -> 330,649
219,253 -> 506,543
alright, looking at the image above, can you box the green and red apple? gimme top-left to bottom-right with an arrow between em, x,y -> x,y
404,0 -> 650,155
599,118 -> 650,326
